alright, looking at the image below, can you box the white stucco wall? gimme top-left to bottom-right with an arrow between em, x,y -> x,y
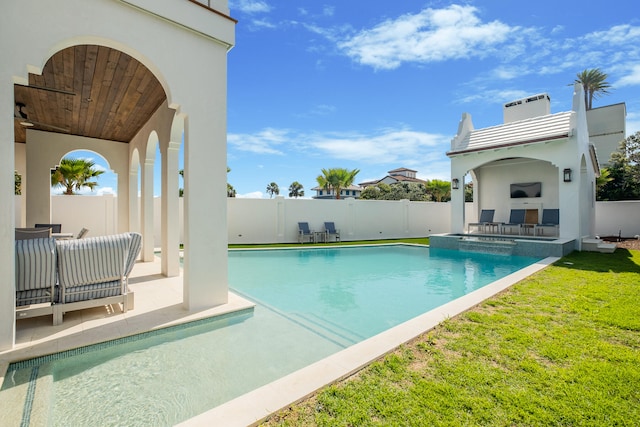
475,158 -> 559,224
43,196 -> 639,245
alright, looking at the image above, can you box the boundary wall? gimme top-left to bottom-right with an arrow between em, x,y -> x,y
14,196 -> 640,246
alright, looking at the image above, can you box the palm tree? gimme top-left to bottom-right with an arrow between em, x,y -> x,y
573,68 -> 611,110
316,168 -> 360,199
424,179 -> 452,202
288,181 -> 304,198
266,182 -> 279,198
51,157 -> 104,195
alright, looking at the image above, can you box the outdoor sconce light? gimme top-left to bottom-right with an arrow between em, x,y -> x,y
452,178 -> 460,189
563,168 -> 572,182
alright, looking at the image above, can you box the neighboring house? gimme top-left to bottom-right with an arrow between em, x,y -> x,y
359,167 -> 428,188
312,184 -> 363,199
446,85 -> 625,251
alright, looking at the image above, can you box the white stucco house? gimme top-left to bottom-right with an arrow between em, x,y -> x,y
446,84 -> 624,254
1,1 -> 235,350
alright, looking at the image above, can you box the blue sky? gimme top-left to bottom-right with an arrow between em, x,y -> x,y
66,1 -> 640,198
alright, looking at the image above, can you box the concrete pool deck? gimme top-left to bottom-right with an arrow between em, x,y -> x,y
1,250 -> 558,427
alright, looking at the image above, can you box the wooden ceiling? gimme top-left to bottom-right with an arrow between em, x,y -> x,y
13,45 -> 167,144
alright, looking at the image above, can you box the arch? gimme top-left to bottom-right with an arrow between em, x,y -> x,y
44,36 -> 172,105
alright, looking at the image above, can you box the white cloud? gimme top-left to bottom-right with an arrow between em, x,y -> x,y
616,64 -> 640,87
229,126 -> 450,167
227,128 -> 289,154
236,191 -> 266,198
231,0 -> 271,14
336,5 -> 514,70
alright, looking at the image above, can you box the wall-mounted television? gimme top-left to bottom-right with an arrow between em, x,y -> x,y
510,182 -> 541,198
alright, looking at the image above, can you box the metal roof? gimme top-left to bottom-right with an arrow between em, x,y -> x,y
448,111 -> 574,156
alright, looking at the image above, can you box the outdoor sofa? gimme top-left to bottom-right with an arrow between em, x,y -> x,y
15,232 -> 142,325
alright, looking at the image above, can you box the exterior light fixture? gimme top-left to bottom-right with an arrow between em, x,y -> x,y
563,168 -> 572,182
452,178 -> 460,189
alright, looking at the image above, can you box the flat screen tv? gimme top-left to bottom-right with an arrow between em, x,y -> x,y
510,182 -> 541,198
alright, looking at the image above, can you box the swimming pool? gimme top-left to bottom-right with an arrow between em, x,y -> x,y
2,245 -> 542,426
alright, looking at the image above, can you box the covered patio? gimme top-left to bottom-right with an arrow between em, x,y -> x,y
443,85 -> 602,255
1,1 -> 238,351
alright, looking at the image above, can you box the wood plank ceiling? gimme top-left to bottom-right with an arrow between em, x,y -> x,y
13,45 -> 167,144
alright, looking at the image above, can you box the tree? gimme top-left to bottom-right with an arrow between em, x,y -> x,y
316,167 -> 360,199
597,132 -> 640,200
288,181 -> 304,198
180,166 -> 236,197
51,157 -> 104,195
15,171 -> 22,195
573,68 -> 611,110
266,182 -> 279,198
424,179 -> 451,202
360,183 -> 391,200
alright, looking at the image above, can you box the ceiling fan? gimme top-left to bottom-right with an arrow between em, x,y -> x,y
14,102 -> 70,133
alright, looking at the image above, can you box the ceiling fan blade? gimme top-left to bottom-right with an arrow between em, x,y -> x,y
15,117 -> 70,133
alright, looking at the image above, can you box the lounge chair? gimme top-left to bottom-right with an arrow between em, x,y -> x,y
500,209 -> 526,235
534,209 -> 560,236
467,209 -> 496,234
15,237 -> 57,321
298,222 -> 315,243
35,223 -> 62,233
15,227 -> 52,240
324,222 -> 341,242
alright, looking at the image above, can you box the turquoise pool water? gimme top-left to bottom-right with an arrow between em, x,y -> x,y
3,245 -> 541,426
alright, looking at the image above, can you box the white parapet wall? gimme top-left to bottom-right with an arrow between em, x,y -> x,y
24,196 -> 638,246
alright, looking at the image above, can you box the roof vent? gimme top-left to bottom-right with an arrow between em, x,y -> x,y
503,93 -> 550,123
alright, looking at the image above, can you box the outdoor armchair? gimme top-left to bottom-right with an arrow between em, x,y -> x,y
467,209 -> 497,234
501,209 -> 526,235
324,222 -> 341,242
534,209 -> 560,236
298,222 -> 315,243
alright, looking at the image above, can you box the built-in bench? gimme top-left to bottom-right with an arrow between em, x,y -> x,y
15,232 -> 142,325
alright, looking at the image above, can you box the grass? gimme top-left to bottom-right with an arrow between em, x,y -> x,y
261,248 -> 640,426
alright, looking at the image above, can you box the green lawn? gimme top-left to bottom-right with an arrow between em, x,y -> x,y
262,248 -> 640,426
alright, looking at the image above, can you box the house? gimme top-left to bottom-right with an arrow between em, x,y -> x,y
446,84 -> 624,252
1,1 -> 235,350
312,184 -> 363,199
359,167 -> 428,188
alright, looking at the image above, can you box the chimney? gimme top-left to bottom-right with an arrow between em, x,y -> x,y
503,93 -> 550,123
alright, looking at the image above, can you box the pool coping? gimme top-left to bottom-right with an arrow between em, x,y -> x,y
178,255 -> 559,427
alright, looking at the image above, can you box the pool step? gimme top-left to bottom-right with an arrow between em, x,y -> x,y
289,312 -> 365,347
0,364 -> 53,426
582,238 -> 616,253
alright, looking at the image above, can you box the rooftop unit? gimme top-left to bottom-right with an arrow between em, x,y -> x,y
503,93 -> 550,123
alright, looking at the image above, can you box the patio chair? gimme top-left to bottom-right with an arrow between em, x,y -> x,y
77,227 -> 89,239
35,223 -> 62,233
15,227 -> 52,240
467,209 -> 496,234
534,209 -> 560,236
15,237 -> 57,322
297,222 -> 314,243
500,209 -> 526,235
324,222 -> 341,242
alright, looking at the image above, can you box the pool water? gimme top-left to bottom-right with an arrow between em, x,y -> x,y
3,245 -> 541,426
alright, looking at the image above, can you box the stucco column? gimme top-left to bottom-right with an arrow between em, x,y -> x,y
0,84 -> 16,350
161,140 -> 180,277
450,167 -> 466,234
141,158 -> 155,261
183,105 -> 229,309
116,162 -> 129,233
25,135 -> 53,227
128,162 -> 140,234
